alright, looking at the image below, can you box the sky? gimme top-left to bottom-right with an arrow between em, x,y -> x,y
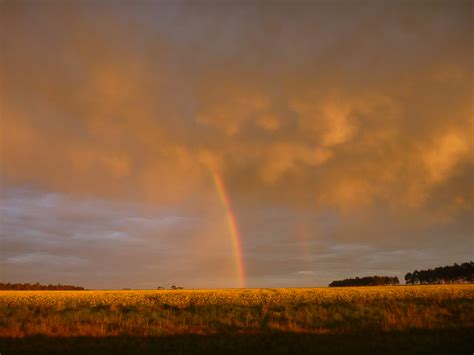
0,0 -> 473,289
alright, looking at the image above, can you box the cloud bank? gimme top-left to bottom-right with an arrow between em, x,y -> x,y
1,1 -> 472,288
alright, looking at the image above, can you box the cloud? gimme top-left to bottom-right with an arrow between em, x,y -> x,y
0,1 -> 472,287
0,187 -> 238,288
423,132 -> 470,184
5,252 -> 88,266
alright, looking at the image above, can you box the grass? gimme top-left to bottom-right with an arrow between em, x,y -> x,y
0,285 -> 473,354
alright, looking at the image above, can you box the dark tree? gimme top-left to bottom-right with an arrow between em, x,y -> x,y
405,272 -> 414,285
404,261 -> 473,285
329,276 -> 400,287
0,282 -> 85,290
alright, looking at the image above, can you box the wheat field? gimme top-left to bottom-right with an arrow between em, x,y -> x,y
1,285 -> 473,354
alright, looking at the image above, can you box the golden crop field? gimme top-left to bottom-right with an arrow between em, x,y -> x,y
1,285 -> 473,338
1,285 -> 473,354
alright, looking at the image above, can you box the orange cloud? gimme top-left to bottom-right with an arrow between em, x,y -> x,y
1,0 -> 472,220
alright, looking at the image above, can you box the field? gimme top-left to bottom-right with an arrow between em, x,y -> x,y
1,285 -> 473,354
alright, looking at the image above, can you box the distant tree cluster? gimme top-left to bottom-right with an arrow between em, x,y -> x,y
155,285 -> 183,290
329,276 -> 399,287
0,282 -> 84,290
405,262 -> 473,285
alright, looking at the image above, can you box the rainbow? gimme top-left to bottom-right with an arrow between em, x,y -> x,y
211,169 -> 246,288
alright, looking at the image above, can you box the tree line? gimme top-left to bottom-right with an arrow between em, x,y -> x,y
0,282 -> 85,290
405,261 -> 473,285
328,261 -> 473,287
329,276 -> 399,287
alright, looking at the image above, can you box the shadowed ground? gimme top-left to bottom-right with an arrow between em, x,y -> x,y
1,328 -> 473,355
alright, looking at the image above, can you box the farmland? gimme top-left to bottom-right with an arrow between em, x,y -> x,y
1,285 -> 473,354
